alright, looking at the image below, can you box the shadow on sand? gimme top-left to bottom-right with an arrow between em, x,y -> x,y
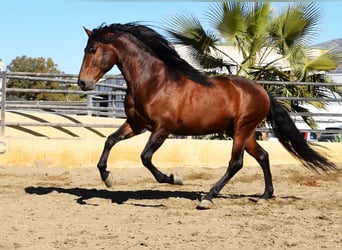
25,186 -> 301,207
25,186 -> 204,207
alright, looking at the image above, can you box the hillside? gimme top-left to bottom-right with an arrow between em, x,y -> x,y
313,39 -> 342,72
314,38 -> 342,52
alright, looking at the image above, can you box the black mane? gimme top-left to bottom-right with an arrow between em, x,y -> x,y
90,23 -> 212,87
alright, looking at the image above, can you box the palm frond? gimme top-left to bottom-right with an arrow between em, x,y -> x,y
207,2 -> 248,41
165,12 -> 226,70
270,2 -> 322,55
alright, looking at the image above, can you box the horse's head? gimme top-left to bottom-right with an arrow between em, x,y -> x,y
77,27 -> 117,91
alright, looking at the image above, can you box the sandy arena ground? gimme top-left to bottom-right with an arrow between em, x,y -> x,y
0,163 -> 341,249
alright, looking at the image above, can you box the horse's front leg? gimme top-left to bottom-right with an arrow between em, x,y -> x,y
140,130 -> 183,185
197,138 -> 246,209
98,121 -> 137,187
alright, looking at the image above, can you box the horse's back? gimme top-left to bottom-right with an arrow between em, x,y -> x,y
210,75 -> 270,113
212,75 -> 267,96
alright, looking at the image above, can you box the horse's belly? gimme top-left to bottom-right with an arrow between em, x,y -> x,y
174,115 -> 233,135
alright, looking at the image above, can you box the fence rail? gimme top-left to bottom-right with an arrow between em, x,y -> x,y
1,71 -> 341,138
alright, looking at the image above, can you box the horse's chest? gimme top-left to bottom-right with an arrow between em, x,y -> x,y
124,93 -> 153,129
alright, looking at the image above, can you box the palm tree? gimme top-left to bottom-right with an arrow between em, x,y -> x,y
166,2 -> 274,76
165,1 -> 342,129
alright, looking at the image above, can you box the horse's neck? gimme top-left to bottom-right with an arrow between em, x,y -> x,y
114,35 -> 161,88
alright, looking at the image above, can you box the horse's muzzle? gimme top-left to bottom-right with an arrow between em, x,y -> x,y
77,79 -> 95,91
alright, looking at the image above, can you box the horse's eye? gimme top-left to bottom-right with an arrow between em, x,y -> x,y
88,47 -> 97,54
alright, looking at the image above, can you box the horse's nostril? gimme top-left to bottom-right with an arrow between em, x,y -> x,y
77,80 -> 95,91
78,80 -> 86,89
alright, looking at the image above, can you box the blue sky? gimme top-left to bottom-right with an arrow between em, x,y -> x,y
1,1 -> 342,74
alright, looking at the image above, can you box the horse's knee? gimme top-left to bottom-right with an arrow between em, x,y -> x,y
140,151 -> 152,166
104,136 -> 116,149
227,158 -> 243,176
259,150 -> 269,163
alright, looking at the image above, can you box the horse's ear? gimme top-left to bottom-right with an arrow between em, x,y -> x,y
83,27 -> 92,37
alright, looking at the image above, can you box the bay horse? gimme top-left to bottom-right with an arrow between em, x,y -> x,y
77,23 -> 336,209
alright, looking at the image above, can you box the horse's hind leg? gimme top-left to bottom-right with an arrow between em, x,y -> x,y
140,130 -> 183,185
98,121 -> 138,187
245,136 -> 274,199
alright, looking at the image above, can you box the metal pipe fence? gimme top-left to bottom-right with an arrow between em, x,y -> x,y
1,71 -> 341,138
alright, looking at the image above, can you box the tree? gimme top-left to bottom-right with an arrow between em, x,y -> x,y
7,56 -> 60,73
6,56 -> 80,101
166,2 -> 273,76
165,2 -> 342,128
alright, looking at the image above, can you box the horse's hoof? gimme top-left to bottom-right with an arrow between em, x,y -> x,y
172,174 -> 183,185
257,198 -> 269,205
104,172 -> 114,188
196,199 -> 213,210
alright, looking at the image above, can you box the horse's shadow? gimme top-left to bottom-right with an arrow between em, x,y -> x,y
24,186 -> 204,207
24,186 -> 302,207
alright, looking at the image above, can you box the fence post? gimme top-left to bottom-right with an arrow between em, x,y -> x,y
87,93 -> 93,116
1,71 -> 6,136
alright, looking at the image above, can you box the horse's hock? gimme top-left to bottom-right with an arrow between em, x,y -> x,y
1,112 -> 341,168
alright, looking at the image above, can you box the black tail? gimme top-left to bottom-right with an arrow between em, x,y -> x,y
266,93 -> 336,172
